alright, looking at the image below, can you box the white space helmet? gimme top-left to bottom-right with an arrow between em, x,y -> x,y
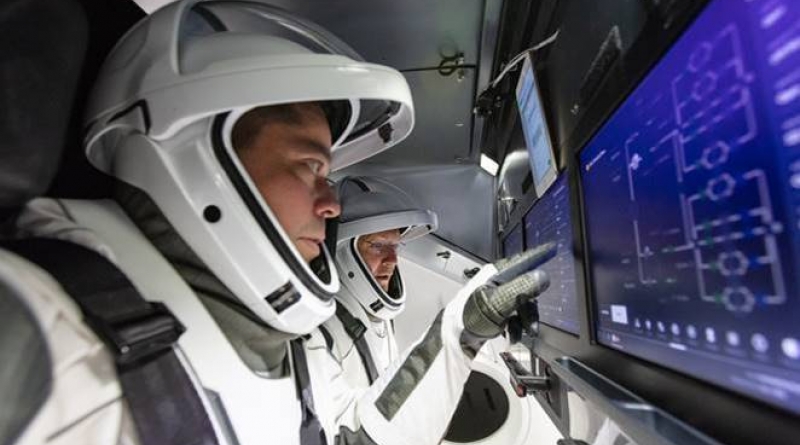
336,177 -> 438,320
82,0 -> 414,334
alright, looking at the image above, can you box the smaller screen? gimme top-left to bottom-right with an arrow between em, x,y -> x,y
524,175 -> 581,335
516,56 -> 557,195
503,223 -> 524,258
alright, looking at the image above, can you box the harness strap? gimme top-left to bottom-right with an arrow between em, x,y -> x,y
290,338 -> 328,445
336,304 -> 380,384
4,238 -> 220,445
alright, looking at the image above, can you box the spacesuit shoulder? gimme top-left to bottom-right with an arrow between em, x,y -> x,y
0,246 -> 137,445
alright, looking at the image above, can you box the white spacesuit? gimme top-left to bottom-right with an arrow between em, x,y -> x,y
319,176 -> 438,389
3,1 -> 555,444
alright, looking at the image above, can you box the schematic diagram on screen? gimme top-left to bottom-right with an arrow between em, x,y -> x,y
618,24 -> 789,314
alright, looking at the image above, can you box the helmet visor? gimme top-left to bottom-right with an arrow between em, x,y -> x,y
181,1 -> 405,152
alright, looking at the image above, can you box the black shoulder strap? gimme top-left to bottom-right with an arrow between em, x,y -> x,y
335,304 -> 379,384
290,338 -> 328,445
318,325 -> 335,351
3,238 -> 221,445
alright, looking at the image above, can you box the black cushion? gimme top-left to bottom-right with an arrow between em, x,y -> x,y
0,0 -> 88,207
444,371 -> 511,442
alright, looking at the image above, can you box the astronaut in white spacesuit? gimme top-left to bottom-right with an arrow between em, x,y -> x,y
2,1 -> 555,444
318,176 -> 439,389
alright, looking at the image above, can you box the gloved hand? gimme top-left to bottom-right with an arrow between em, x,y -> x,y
462,242 -> 556,339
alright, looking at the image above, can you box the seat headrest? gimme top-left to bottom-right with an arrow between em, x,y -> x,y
0,0 -> 87,207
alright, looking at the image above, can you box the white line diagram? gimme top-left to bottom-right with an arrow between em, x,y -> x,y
525,179 -> 580,332
621,24 -> 787,313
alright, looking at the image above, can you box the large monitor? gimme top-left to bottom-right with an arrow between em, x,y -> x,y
516,53 -> 558,197
579,0 -> 800,415
502,223 -> 524,258
524,174 -> 581,335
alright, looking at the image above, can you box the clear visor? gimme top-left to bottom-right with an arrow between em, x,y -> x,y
184,1 -> 364,60
180,1 -> 401,146
352,236 -> 404,302
212,111 -> 338,298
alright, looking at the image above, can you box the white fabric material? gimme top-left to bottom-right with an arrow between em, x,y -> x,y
15,198 -> 303,445
316,262 -> 546,445
0,249 -> 139,445
306,264 -> 498,445
397,258 -> 557,445
14,199 -> 117,262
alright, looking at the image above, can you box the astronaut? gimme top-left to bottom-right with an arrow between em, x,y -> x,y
319,176 -> 439,388
8,1 -> 413,443
4,1 -> 555,444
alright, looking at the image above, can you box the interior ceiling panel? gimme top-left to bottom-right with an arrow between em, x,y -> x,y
364,69 -> 476,167
258,0 -> 485,69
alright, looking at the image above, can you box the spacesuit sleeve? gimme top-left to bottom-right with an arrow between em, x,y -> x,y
327,264 -> 499,445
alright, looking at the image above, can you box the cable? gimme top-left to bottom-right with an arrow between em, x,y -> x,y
488,29 -> 560,89
473,29 -> 560,117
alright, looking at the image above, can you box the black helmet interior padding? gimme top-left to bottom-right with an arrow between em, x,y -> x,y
311,216 -> 339,282
319,100 -> 351,144
310,255 -> 331,284
387,269 -> 402,300
324,216 -> 339,261
344,100 -> 400,143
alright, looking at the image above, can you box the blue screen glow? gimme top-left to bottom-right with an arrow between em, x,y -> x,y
517,62 -> 556,187
524,175 -> 581,335
579,0 -> 800,414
